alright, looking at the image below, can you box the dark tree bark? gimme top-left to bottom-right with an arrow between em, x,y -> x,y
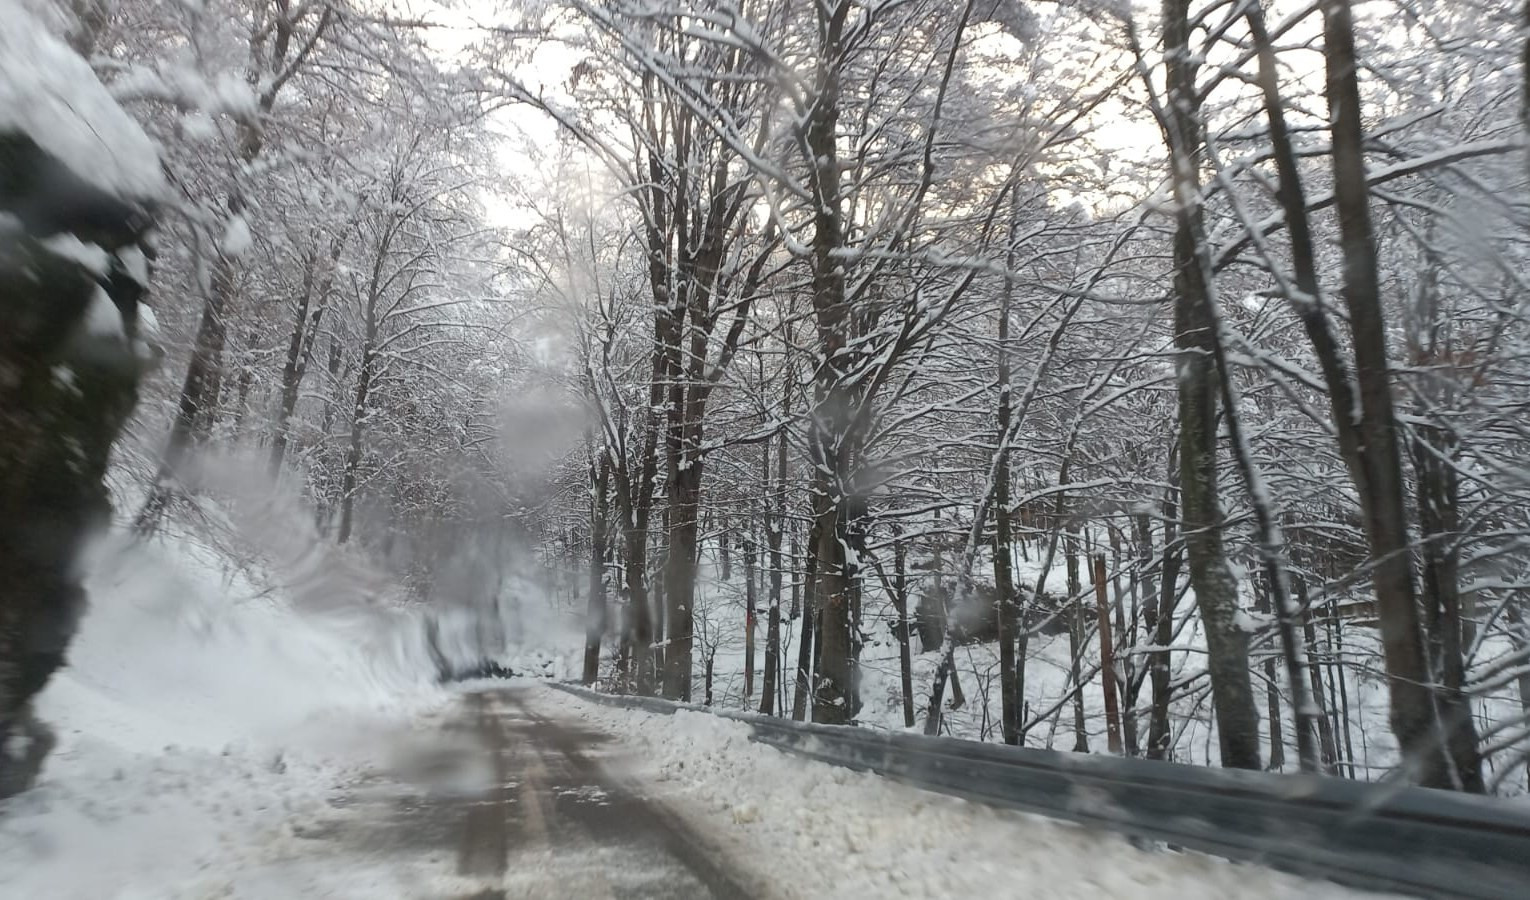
994,198 -> 1021,746
887,541 -> 916,728
744,534 -> 757,701
1093,553 -> 1124,754
269,228 -> 347,474
583,445 -> 611,685
759,425 -> 786,715
1255,577 -> 1286,771
1159,0 -> 1261,770
1411,421 -> 1482,790
1145,458 -> 1182,760
792,523 -> 820,721
1065,528 -> 1090,753
801,0 -> 859,727
1298,586 -> 1340,770
1322,0 -> 1478,790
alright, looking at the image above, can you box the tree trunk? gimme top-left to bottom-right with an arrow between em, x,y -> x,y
1299,584 -> 1340,770
335,342 -> 372,545
720,526 -> 731,583
802,1 -> 860,728
1161,0 -> 1260,770
662,461 -> 700,701
1093,553 -> 1123,754
1146,464 -> 1182,760
792,523 -> 820,721
1066,528 -> 1089,753
704,651 -> 715,706
1411,422 -> 1483,791
1323,0 -> 1472,790
583,445 -> 610,685
270,231 -> 345,474
760,427 -> 786,715
1256,576 -> 1286,771
893,540 -> 916,728
626,521 -> 656,695
134,252 -> 231,532
994,205 -> 1020,745
744,535 -> 757,701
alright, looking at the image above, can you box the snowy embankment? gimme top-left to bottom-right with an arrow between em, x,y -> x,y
0,528 -> 448,898
530,688 -> 1381,900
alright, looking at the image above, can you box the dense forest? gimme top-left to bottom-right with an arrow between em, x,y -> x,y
53,0 -> 1530,794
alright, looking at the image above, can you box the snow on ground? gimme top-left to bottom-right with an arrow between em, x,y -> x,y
529,687 -> 1384,900
0,528 -> 451,899
651,539 -> 1524,790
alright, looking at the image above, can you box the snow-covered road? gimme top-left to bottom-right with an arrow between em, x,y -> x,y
286,687 -> 753,899
4,678 -> 1389,898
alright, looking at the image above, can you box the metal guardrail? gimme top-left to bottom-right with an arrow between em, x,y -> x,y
548,682 -> 1530,898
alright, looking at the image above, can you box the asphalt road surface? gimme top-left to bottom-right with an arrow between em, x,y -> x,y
296,687 -> 754,899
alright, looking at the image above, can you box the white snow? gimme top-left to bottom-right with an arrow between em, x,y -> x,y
221,214 -> 254,258
529,689 -> 1380,900
0,1 -> 165,199
39,235 -> 111,276
117,245 -> 150,287
0,527 -> 448,899
82,287 -> 124,339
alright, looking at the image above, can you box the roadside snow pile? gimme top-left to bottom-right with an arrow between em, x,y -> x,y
535,691 -> 1376,900
53,534 -> 440,751
0,531 -> 447,898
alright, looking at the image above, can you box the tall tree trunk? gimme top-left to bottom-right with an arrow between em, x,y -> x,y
1161,0 -> 1260,770
583,445 -> 610,685
720,526 -> 731,583
760,426 -> 785,715
269,250 -> 319,474
134,250 -> 232,532
1322,0 -> 1474,790
704,650 -> 715,706
1146,460 -> 1182,760
802,1 -> 859,728
1299,584 -> 1340,769
336,340 -> 373,545
1411,422 -> 1482,790
744,534 -> 757,701
892,539 -> 916,728
994,199 -> 1021,745
1066,527 -> 1090,753
662,460 -> 701,701
625,520 -> 655,694
1093,553 -> 1123,754
270,231 -> 345,474
792,523 -> 820,721
1256,576 -> 1286,771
